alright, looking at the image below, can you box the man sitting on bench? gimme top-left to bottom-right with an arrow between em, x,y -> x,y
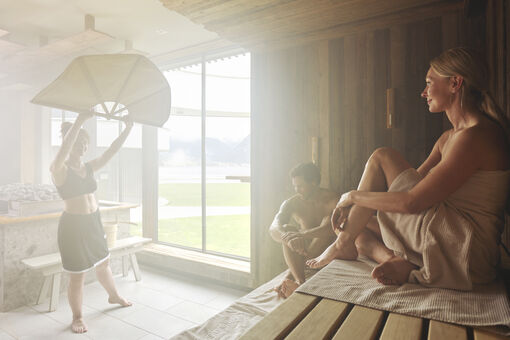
269,162 -> 338,298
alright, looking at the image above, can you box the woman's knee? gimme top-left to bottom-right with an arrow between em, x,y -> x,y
368,147 -> 410,185
369,147 -> 399,166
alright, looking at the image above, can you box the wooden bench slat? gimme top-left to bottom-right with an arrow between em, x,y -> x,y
286,298 -> 349,340
332,305 -> 384,340
380,312 -> 422,340
473,329 -> 509,340
428,320 -> 467,340
240,292 -> 319,340
22,253 -> 61,268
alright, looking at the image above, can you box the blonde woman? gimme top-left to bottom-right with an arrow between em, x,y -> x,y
307,47 -> 510,291
50,113 -> 133,333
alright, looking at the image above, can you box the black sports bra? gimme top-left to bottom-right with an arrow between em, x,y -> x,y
56,163 -> 97,200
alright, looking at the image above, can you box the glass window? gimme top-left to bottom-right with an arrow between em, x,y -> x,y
205,55 -> 250,258
158,63 -> 203,249
157,53 -> 251,260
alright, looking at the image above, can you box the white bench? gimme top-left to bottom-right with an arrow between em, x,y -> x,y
22,236 -> 151,312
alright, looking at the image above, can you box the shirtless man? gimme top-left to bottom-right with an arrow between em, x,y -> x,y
269,162 -> 338,298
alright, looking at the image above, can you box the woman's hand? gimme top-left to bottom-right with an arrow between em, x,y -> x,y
331,191 -> 356,231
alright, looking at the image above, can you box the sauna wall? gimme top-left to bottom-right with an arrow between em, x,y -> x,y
250,7 -> 502,284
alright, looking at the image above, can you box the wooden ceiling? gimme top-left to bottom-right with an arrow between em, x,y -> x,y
161,0 -> 464,50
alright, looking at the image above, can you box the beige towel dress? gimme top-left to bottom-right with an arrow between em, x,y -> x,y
378,168 -> 510,290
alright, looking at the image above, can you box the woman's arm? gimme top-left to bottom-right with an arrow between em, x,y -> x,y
50,113 -> 92,177
343,128 -> 482,214
88,118 -> 134,172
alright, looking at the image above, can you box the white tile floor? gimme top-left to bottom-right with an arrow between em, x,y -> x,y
0,266 -> 250,340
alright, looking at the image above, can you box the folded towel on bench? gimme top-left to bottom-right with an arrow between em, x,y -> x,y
297,259 -> 510,335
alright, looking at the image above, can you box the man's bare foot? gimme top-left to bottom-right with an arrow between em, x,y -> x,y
71,318 -> 87,333
108,295 -> 132,307
306,238 -> 357,269
371,255 -> 417,285
280,279 -> 300,298
273,281 -> 286,299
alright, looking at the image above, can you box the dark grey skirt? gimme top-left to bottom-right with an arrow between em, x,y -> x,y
58,209 -> 110,273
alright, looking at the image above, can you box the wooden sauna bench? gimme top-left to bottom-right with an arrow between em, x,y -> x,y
240,292 -> 507,340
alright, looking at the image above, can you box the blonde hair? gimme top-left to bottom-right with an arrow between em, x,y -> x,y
430,47 -> 510,143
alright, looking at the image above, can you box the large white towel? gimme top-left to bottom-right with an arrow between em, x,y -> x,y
378,168 -> 510,290
297,259 -> 510,334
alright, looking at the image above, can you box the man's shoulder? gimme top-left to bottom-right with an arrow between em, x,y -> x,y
280,195 -> 300,209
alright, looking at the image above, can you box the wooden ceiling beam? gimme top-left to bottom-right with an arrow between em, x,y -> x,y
160,0 -> 228,16
247,1 -> 463,51
160,0 -> 463,51
187,0 -> 290,23
205,0 -> 444,37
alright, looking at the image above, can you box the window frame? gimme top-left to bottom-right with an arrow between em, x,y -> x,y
152,51 -> 251,262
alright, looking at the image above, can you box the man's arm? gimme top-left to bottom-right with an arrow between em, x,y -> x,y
269,199 -> 295,242
301,215 -> 335,240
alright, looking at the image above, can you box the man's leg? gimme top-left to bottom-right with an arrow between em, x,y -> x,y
278,236 -> 334,298
307,147 -> 412,268
274,243 -> 306,298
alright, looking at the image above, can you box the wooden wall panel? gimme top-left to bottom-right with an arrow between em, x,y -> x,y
402,18 -> 444,167
373,29 -> 392,151
389,25 -> 407,157
328,37 -> 345,194
318,41 -> 330,187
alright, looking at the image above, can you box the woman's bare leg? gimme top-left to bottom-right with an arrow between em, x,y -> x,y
307,147 -> 412,268
355,228 -> 417,285
68,273 -> 87,333
95,259 -> 132,307
355,230 -> 394,263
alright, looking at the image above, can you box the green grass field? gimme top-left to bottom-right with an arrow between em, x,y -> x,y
130,214 -> 250,258
130,182 -> 251,258
158,182 -> 250,206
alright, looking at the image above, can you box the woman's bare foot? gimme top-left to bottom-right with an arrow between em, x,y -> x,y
108,295 -> 132,307
280,279 -> 300,298
306,236 -> 358,269
371,255 -> 417,285
71,318 -> 87,333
